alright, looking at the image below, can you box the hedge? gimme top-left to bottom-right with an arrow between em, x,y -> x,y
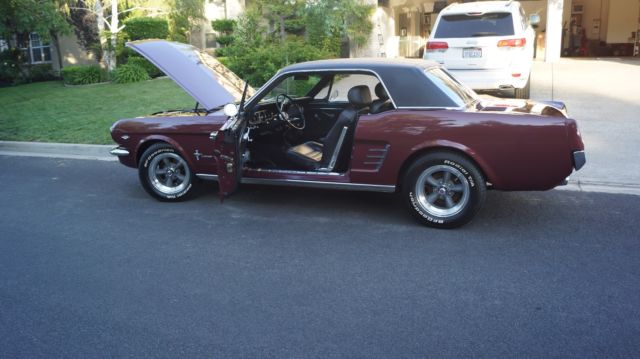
123,17 -> 169,41
127,56 -> 162,78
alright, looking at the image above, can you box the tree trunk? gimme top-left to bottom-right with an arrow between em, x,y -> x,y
50,31 -> 64,71
279,15 -> 286,42
108,0 -> 119,71
95,0 -> 109,69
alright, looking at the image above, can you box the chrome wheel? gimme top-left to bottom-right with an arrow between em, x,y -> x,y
414,165 -> 470,218
147,152 -> 191,196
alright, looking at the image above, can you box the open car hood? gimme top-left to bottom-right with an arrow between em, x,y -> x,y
126,40 -> 255,111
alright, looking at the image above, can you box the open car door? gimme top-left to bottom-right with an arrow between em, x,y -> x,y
212,110 -> 247,200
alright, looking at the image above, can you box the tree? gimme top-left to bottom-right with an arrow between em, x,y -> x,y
253,0 -> 306,43
67,0 -> 102,61
0,0 -> 71,47
65,0 -> 168,71
306,0 -> 374,56
0,0 -> 70,79
167,0 -> 205,43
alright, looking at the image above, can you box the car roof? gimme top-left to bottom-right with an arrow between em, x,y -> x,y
281,58 -> 441,74
441,1 -> 519,15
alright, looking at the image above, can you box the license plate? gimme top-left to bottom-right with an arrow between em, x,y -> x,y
463,47 -> 482,58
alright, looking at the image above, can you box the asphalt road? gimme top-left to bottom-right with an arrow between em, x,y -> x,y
1,155 -> 639,358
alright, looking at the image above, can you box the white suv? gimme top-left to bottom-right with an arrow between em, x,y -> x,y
424,1 -> 537,98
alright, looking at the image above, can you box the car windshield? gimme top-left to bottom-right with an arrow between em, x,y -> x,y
434,12 -> 514,38
424,68 -> 478,107
260,74 -> 323,103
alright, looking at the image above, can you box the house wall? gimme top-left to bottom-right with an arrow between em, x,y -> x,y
52,34 -> 99,72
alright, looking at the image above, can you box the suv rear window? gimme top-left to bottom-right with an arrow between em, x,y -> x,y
434,12 -> 514,38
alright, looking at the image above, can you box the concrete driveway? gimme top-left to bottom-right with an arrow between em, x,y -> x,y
530,57 -> 640,189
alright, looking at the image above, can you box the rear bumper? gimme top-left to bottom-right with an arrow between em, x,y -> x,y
448,68 -> 529,91
573,150 -> 586,171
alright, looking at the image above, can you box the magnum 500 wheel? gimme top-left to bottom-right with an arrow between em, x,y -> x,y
403,152 -> 486,229
138,143 -> 194,201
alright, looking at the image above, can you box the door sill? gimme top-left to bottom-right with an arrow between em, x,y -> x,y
195,173 -> 396,193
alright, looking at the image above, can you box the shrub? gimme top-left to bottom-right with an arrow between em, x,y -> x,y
112,64 -> 150,84
61,65 -> 103,85
211,19 -> 235,34
127,56 -> 162,78
28,64 -> 56,82
123,17 -> 169,41
215,34 -> 234,47
0,49 -> 23,85
214,47 -> 228,57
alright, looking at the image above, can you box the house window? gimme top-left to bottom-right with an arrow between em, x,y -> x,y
17,33 -> 52,64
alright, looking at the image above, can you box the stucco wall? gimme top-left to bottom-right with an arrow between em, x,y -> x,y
52,34 -> 99,72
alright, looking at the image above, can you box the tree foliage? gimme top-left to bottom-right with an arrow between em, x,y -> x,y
67,0 -> 102,60
0,0 -> 71,42
167,0 -> 204,43
219,0 -> 374,86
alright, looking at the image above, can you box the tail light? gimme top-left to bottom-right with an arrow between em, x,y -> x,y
426,41 -> 449,51
497,38 -> 526,47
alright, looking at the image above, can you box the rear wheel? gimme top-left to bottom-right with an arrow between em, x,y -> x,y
138,143 -> 194,201
514,76 -> 531,99
402,152 -> 486,229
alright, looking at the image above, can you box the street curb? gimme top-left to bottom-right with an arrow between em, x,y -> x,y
0,140 -> 116,161
1,140 -> 640,196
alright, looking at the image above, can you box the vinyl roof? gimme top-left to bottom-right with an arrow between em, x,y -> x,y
281,58 -> 441,73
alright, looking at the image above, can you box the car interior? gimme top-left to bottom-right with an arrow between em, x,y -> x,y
244,72 -> 395,173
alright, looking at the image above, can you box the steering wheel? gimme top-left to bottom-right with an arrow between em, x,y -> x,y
275,94 -> 306,130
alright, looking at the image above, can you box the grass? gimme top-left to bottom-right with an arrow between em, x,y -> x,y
0,78 -> 194,144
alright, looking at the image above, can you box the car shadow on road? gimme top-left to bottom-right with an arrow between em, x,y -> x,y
188,182 -> 638,232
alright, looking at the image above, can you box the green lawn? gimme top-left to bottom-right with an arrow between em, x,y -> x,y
0,78 -> 194,144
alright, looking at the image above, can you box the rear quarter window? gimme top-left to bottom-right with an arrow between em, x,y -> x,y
434,12 -> 515,38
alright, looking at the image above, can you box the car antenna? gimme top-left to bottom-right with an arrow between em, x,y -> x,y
238,80 -> 250,113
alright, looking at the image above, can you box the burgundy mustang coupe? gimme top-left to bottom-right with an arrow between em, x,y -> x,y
110,40 -> 585,228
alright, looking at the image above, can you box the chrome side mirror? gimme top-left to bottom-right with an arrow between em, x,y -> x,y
223,103 -> 239,117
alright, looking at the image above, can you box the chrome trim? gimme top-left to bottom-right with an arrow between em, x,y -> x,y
247,68 -> 399,110
195,173 -> 395,192
241,177 -> 396,193
363,144 -> 390,171
396,106 -> 464,110
196,173 -> 219,180
249,168 -> 342,176
319,126 -> 347,172
110,147 -> 130,156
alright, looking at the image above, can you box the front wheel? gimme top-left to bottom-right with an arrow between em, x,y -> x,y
403,152 -> 486,229
138,143 -> 194,201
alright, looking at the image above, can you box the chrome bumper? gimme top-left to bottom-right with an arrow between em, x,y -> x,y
110,146 -> 130,156
573,150 -> 586,171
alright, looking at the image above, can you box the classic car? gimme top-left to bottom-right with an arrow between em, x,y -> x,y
110,40 -> 586,228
